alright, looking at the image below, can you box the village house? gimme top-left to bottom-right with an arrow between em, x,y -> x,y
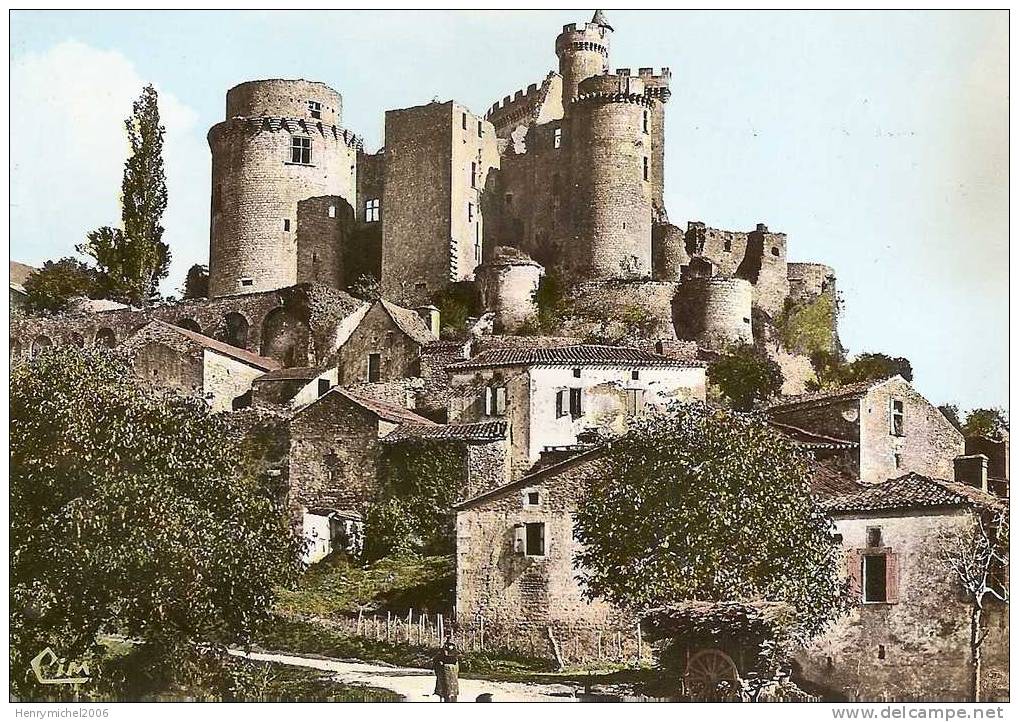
446,344 -> 706,476
121,319 -> 280,412
798,468 -> 1009,701
330,299 -> 439,384
767,376 -> 964,485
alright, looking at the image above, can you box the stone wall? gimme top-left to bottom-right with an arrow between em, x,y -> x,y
202,349 -> 268,413
797,510 -> 1009,701
335,302 -> 424,384
674,276 -> 753,351
475,249 -> 543,333
557,279 -> 680,343
296,195 -> 355,289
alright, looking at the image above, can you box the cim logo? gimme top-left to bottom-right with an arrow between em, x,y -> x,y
30,647 -> 91,685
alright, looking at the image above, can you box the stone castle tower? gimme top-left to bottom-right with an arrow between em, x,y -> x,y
207,79 -> 360,298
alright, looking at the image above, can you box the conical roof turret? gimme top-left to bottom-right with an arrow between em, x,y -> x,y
591,9 -> 613,31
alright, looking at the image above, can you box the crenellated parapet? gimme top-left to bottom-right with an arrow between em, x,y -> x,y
573,71 -> 654,108
211,117 -> 363,150
486,72 -> 559,136
638,67 -> 672,102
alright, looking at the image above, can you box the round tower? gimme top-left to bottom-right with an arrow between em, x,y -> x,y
567,72 -> 654,280
652,222 -> 688,281
208,79 -> 359,298
675,276 -> 754,351
475,246 -> 544,333
555,11 -> 612,104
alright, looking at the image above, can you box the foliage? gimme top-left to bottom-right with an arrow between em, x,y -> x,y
347,273 -> 382,301
365,440 -> 466,560
10,346 -> 304,699
775,293 -> 837,357
431,282 -> 481,339
182,264 -> 209,299
22,257 -> 100,313
939,404 -> 963,432
573,403 -> 846,640
809,350 -> 913,391
707,343 -> 785,411
963,408 -> 1009,440
77,85 -> 170,305
276,554 -> 455,620
532,268 -> 568,332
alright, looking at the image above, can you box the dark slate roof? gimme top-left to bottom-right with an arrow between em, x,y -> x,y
823,472 -> 1007,515
145,320 -> 281,371
380,300 -> 438,346
769,421 -> 859,450
447,344 -> 705,371
383,421 -> 508,444
592,9 -> 613,30
767,377 -> 898,413
256,366 -> 324,381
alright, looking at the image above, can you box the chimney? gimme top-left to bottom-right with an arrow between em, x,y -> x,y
954,454 -> 989,492
415,305 -> 441,338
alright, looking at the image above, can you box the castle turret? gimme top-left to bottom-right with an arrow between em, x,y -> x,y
555,11 -> 612,104
566,72 -> 654,280
675,276 -> 754,351
208,79 -> 359,298
475,246 -> 544,333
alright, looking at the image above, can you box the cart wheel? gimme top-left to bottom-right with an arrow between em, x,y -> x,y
685,649 -> 741,701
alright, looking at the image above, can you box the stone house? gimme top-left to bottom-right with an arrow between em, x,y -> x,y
121,320 -> 280,412
446,344 -> 706,476
454,446 -> 643,663
767,376 -> 964,485
798,472 -> 1009,701
251,366 -> 338,408
331,299 -> 438,384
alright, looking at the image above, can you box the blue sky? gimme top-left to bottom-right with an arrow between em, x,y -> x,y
9,10 -> 1008,411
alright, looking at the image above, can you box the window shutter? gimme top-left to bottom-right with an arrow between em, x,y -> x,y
556,389 -> 566,418
483,387 -> 493,416
495,387 -> 507,415
513,524 -> 526,554
846,549 -> 863,601
885,551 -> 900,604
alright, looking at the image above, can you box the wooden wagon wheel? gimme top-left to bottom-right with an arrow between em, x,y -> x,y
685,649 -> 742,701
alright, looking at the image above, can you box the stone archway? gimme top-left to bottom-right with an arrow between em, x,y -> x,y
176,318 -> 202,334
31,335 -> 53,357
224,312 -> 250,349
260,306 -> 310,367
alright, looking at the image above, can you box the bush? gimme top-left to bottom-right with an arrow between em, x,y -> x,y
707,344 -> 784,411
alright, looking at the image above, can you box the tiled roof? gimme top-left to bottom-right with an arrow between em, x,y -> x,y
767,378 -> 897,413
331,387 -> 437,426
256,366 -> 324,381
769,421 -> 859,449
10,260 -> 37,291
145,320 -> 280,371
383,421 -> 508,444
447,344 -> 705,371
810,463 -> 864,498
823,472 -> 1007,515
381,300 -> 438,346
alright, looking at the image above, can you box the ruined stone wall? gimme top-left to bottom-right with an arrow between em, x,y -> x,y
674,276 -> 753,351
797,510 -> 1009,701
289,392 -> 384,512
567,73 -> 653,280
296,196 -> 355,289
351,149 -> 385,284
448,367 -> 532,477
129,340 -> 204,397
770,399 -> 862,446
685,222 -> 748,277
450,105 -> 499,285
334,303 -> 423,384
858,378 -> 964,485
651,223 -> 687,281
475,252 -> 544,333
455,454 -> 643,664
788,262 -> 837,305
738,225 -> 789,318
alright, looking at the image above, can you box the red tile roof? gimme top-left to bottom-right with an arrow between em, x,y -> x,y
256,366 -> 324,381
331,388 -> 437,426
769,420 -> 859,449
767,378 -> 897,413
823,472 -> 1007,515
145,320 -> 280,371
383,421 -> 508,444
447,344 -> 705,371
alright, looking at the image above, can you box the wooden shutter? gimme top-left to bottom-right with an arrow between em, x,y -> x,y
885,551 -> 900,604
555,389 -> 566,418
846,549 -> 863,601
495,387 -> 507,415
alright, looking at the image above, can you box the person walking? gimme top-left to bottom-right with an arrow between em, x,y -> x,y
432,638 -> 460,702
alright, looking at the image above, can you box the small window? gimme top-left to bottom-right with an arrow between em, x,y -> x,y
477,120 -> 483,138
625,388 -> 645,417
240,278 -> 254,287
462,112 -> 467,130
328,205 -> 336,218
308,100 -> 322,119
317,378 -> 330,397
526,491 -> 540,507
643,156 -> 649,182
415,281 -> 428,290
723,240 -> 732,252
471,162 -> 477,188
553,127 -> 562,149
484,386 -> 507,416
468,202 -> 475,223
525,522 -> 545,556
866,527 -> 883,548
631,369 -> 640,380
367,353 -> 381,383
569,388 -> 583,418
283,218 -> 291,232
890,399 -> 905,436
642,110 -> 649,134
555,389 -> 569,419
504,193 -> 513,207
290,135 -> 312,164
365,198 -> 381,223
863,554 -> 887,603
572,368 -> 581,378
894,453 -> 902,469
771,246 -> 781,257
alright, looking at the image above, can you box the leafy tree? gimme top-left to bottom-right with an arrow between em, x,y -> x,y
963,408 -> 1009,440
183,264 -> 209,299
431,282 -> 480,339
10,346 -> 303,699
77,85 -> 170,306
775,293 -> 838,357
346,273 -> 381,301
939,404 -> 964,433
22,257 -> 99,313
707,343 -> 784,411
936,508 -> 1009,702
574,403 -> 845,640
808,350 -> 912,391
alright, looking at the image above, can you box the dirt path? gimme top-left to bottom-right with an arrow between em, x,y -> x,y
229,649 -> 580,702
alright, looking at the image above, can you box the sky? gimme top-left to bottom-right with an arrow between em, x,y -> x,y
9,10 -> 1008,411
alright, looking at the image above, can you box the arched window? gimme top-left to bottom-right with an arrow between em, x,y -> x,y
224,312 -> 249,349
94,328 -> 116,348
176,318 -> 202,334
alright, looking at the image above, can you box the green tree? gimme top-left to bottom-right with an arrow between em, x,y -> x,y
963,408 -> 1009,440
939,404 -> 964,433
431,283 -> 480,339
78,85 -> 170,306
574,403 -> 845,639
10,346 -> 303,698
347,273 -> 382,301
22,257 -> 99,313
182,264 -> 209,299
808,350 -> 913,391
707,343 -> 784,411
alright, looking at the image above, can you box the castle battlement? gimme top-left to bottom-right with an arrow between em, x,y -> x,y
574,72 -> 654,107
220,117 -> 363,150
486,73 -> 555,118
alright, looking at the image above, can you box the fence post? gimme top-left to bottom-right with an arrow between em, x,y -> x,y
438,613 -> 444,643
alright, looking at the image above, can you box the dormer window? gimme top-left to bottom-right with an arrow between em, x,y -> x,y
307,100 -> 322,119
